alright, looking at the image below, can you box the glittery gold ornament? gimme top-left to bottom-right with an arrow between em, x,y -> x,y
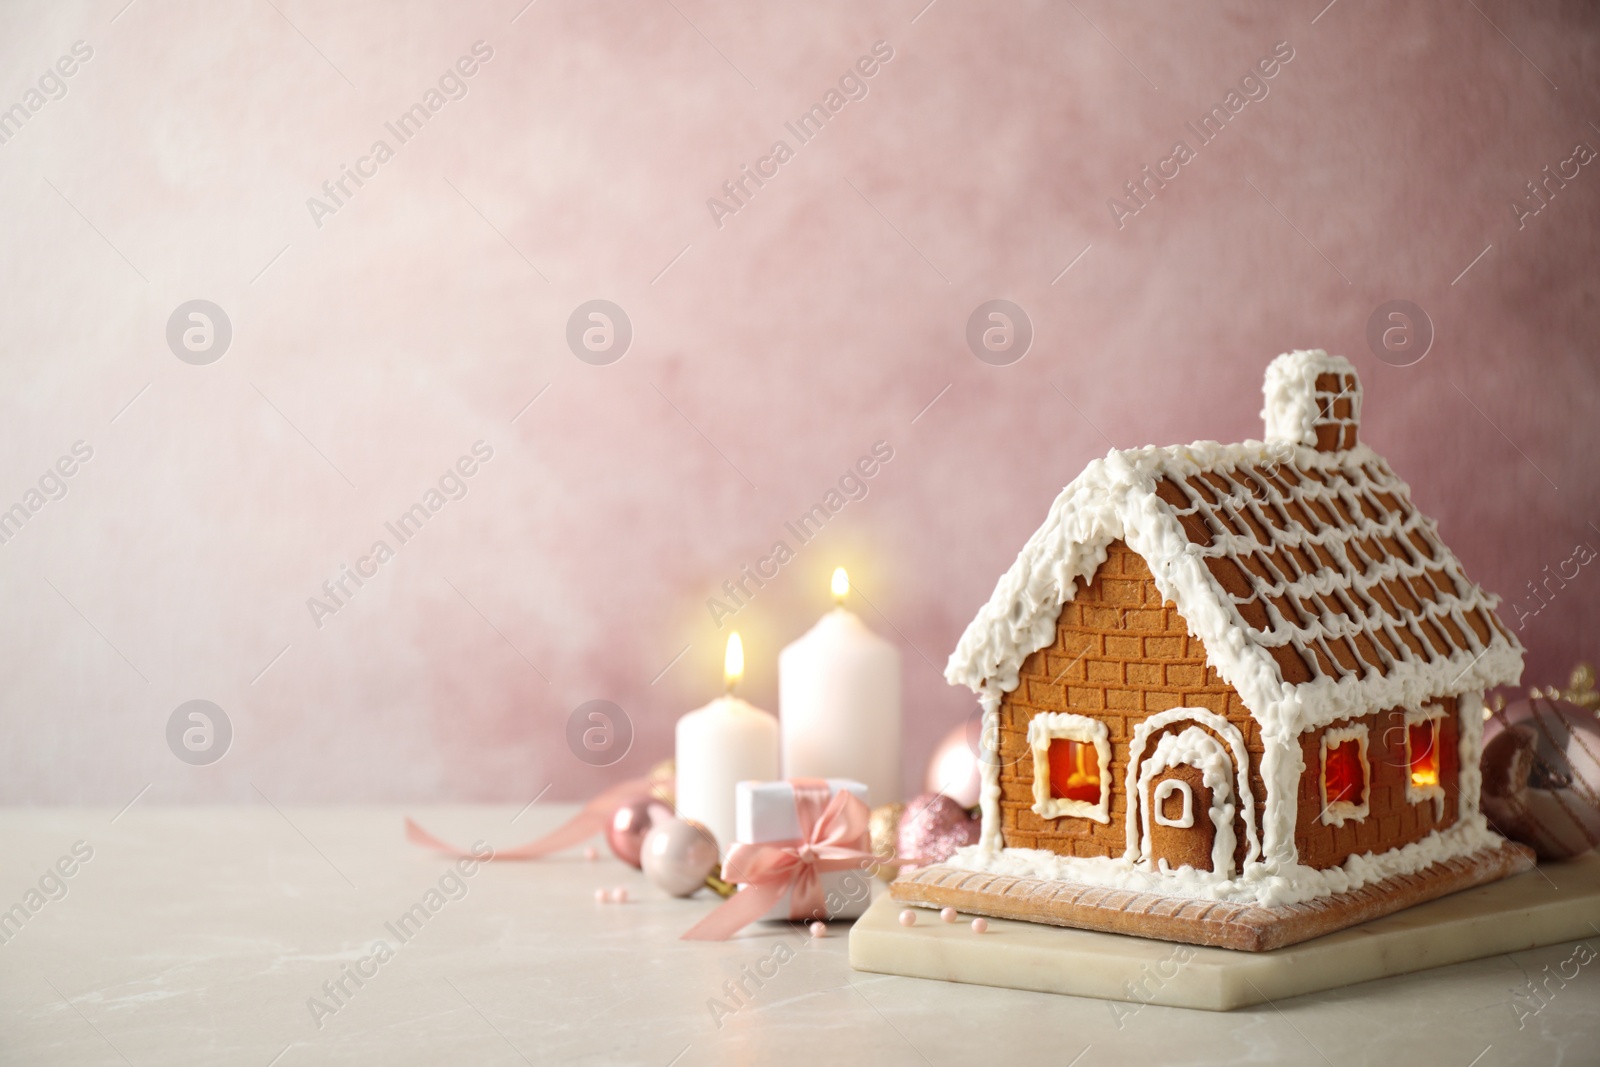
1563,663 -> 1597,710
869,802 -> 905,882
1527,663 -> 1599,710
647,758 -> 676,807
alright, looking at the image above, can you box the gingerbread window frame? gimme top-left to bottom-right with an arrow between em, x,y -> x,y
1403,704 -> 1447,819
1318,721 -> 1370,827
1027,712 -> 1111,823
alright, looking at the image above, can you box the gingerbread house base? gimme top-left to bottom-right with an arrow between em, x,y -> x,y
853,848 -> 1597,1011
888,843 -> 1535,951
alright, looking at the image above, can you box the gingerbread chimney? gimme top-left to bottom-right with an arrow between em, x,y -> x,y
1261,349 -> 1362,453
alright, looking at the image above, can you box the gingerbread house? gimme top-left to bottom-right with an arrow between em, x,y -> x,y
893,350 -> 1534,950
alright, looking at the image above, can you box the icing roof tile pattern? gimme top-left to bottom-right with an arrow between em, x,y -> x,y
1151,453 -> 1514,690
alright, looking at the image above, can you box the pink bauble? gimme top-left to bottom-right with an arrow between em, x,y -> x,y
925,722 -> 983,809
1482,697 -> 1600,861
640,817 -> 721,897
896,793 -> 980,869
606,792 -> 666,868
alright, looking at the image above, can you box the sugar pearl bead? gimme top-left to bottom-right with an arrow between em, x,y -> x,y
971,917 -> 989,934
808,921 -> 827,938
609,887 -> 629,903
593,888 -> 608,903
898,909 -> 917,927
584,846 -> 598,861
940,907 -> 958,923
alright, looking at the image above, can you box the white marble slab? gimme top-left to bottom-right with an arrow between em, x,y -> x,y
851,853 -> 1600,1010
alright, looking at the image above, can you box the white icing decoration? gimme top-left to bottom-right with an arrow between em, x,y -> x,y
944,818 -> 1504,908
1125,708 -> 1259,869
1152,779 -> 1194,829
949,351 -> 1524,904
1403,703 -> 1448,820
1318,722 -> 1370,827
1457,690 -> 1486,821
1138,727 -> 1236,876
1026,713 -> 1111,823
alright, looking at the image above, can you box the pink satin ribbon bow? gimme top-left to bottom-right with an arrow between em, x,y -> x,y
682,778 -> 874,941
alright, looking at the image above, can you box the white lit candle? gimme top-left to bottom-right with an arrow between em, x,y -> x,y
675,633 -> 780,857
779,568 -> 902,805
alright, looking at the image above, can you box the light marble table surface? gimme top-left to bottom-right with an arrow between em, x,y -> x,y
2,805 -> 1595,1066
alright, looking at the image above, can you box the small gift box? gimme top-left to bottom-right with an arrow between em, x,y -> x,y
733,777 -> 873,922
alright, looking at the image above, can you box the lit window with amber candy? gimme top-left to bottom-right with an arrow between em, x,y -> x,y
1408,718 -> 1440,789
1048,738 -> 1102,804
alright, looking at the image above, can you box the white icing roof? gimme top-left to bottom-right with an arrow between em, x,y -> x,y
946,351 -> 1524,739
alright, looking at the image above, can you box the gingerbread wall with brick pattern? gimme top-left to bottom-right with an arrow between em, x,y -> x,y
1294,699 -> 1460,869
996,541 -> 1268,869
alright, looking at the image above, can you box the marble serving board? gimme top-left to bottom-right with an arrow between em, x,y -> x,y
850,854 -> 1600,1011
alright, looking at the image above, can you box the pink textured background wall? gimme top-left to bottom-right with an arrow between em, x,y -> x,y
3,0 -> 1596,805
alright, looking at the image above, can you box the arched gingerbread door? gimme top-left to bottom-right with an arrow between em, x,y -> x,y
1144,763 -> 1216,873
1127,711 -> 1255,879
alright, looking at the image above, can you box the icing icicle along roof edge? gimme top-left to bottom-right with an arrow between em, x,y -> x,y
945,350 -> 1524,740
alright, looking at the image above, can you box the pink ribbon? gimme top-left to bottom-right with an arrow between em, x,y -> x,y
405,775 -> 667,860
681,778 -> 874,941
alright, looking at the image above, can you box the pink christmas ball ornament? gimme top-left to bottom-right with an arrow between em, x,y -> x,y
640,817 -> 721,897
606,793 -> 668,868
1481,697 -> 1600,861
925,722 -> 984,809
896,793 -> 981,870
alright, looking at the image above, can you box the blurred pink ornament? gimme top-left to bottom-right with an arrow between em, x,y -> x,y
641,817 -> 721,897
925,722 -> 983,809
606,793 -> 672,868
896,792 -> 980,870
1482,696 -> 1600,861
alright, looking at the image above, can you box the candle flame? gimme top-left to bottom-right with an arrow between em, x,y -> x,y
724,632 -> 744,689
831,567 -> 849,602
